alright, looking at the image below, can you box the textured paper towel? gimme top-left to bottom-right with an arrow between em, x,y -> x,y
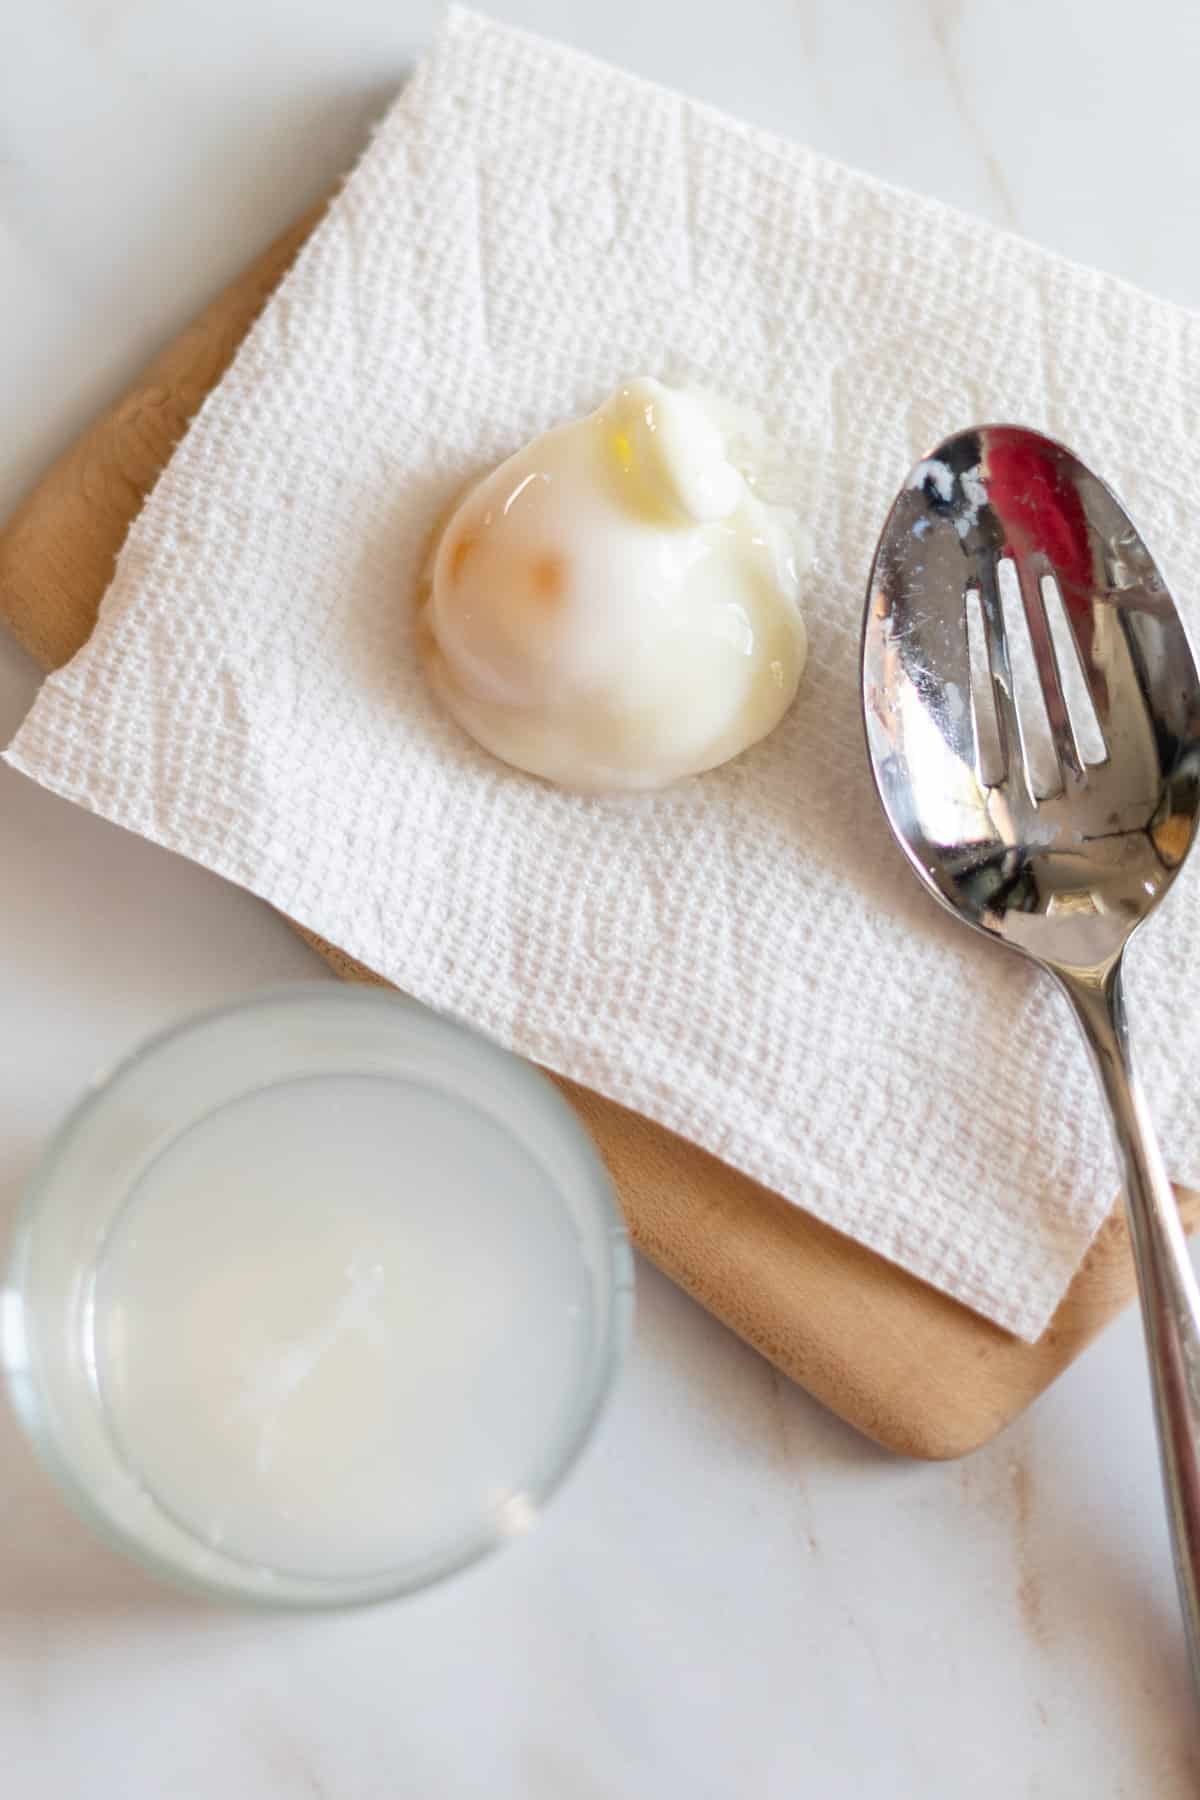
8,8 -> 1200,1339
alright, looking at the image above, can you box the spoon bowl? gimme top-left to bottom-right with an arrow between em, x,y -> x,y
862,424 -> 1200,975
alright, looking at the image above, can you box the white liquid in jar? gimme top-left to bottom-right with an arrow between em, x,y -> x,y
90,1074 -> 596,1581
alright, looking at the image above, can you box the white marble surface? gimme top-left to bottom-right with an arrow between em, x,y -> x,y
4,2 -> 1200,1793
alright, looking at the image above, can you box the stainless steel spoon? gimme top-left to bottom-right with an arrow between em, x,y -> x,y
862,424 -> 1200,1684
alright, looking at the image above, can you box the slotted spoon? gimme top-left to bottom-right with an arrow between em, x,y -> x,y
862,424 -> 1200,1687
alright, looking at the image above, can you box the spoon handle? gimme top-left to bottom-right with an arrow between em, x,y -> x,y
1063,959 -> 1200,1692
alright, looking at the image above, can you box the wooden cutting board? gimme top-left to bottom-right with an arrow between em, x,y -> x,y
3,205 -> 1195,1459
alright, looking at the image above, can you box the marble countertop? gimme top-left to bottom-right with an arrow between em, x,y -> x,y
4,2 -> 1200,1793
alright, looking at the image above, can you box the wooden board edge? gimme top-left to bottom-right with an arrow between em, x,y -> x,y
0,204 -> 326,674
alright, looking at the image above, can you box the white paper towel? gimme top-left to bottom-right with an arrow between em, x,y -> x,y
8,7 -> 1200,1339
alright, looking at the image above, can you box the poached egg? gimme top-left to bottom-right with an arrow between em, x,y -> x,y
420,378 -> 808,791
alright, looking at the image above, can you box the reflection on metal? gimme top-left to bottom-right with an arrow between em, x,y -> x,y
964,583 -> 1004,788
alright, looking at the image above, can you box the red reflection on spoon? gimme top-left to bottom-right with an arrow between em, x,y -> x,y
985,429 -> 1092,594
